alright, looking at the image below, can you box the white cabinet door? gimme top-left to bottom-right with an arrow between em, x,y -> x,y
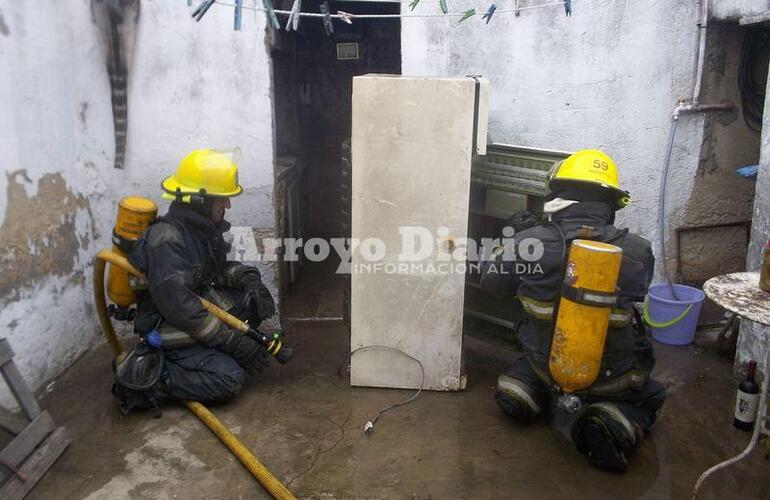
350,75 -> 489,391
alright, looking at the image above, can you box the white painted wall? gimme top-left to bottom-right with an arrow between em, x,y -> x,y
401,0 -> 766,375
0,1 -> 275,406
401,0 -> 703,268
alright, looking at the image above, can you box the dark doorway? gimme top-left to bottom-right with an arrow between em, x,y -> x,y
272,1 -> 401,317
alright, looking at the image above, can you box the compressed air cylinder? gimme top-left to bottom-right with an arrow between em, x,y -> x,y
549,239 -> 623,393
107,196 -> 157,307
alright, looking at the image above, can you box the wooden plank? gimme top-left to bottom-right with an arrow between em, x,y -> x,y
0,339 -> 14,367
0,362 -> 41,420
0,411 -> 54,483
0,406 -> 28,435
0,427 -> 70,500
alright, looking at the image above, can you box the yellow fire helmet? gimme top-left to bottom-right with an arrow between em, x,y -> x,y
548,149 -> 630,209
161,149 -> 243,203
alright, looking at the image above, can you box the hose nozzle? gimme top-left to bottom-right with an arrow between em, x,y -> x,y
273,344 -> 293,364
248,329 -> 294,364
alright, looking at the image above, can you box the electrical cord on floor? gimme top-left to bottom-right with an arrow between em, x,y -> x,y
349,345 -> 425,435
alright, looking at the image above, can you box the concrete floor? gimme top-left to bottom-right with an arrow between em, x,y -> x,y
17,259 -> 770,499
21,320 -> 767,499
282,259 -> 344,322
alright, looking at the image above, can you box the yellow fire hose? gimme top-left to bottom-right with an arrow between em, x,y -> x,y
94,250 -> 296,500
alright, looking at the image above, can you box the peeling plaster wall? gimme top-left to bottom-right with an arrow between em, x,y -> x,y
707,0 -> 770,376
678,24 -> 758,289
0,1 -> 275,406
737,64 -> 770,378
402,0 -> 702,274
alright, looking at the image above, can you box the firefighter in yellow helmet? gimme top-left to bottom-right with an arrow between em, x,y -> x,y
114,150 -> 277,412
481,149 -> 665,472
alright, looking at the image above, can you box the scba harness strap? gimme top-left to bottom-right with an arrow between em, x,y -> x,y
561,283 -> 618,308
520,222 -> 644,394
518,296 -> 632,327
111,229 -> 136,254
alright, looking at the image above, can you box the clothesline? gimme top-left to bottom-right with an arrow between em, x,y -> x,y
329,0 -> 578,13
212,0 -> 579,20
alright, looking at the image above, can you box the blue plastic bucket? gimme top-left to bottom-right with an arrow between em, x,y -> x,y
644,284 -> 705,345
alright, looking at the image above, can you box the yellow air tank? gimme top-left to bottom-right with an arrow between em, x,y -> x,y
549,239 -> 623,393
107,196 -> 157,307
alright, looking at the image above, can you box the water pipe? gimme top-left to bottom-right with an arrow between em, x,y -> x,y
655,0 -> 735,303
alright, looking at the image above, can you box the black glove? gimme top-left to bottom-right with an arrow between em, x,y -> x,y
227,334 -> 270,376
242,274 -> 276,321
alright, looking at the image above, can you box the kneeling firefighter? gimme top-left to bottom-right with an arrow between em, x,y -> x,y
480,149 -> 665,472
112,149 -> 281,414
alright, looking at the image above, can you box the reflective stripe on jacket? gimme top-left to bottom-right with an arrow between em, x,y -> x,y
480,202 -> 656,393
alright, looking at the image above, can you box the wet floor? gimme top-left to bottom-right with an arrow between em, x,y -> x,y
24,316 -> 769,500
281,259 -> 344,321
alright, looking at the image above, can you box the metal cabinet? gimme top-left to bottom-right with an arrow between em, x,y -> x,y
464,144 -> 570,345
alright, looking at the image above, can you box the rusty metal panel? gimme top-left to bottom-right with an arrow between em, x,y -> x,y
471,144 -> 569,196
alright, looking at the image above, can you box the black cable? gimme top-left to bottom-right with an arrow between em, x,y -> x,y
739,27 -> 770,132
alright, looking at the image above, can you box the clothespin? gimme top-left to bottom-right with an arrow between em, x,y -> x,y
320,1 -> 334,36
514,0 -> 520,17
564,0 -> 572,17
188,0 -> 193,6
337,11 -> 354,24
192,0 -> 216,22
409,0 -> 420,11
285,0 -> 301,31
439,0 -> 448,15
234,0 -> 243,30
458,8 -> 475,23
482,4 -> 496,24
262,0 -> 281,30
